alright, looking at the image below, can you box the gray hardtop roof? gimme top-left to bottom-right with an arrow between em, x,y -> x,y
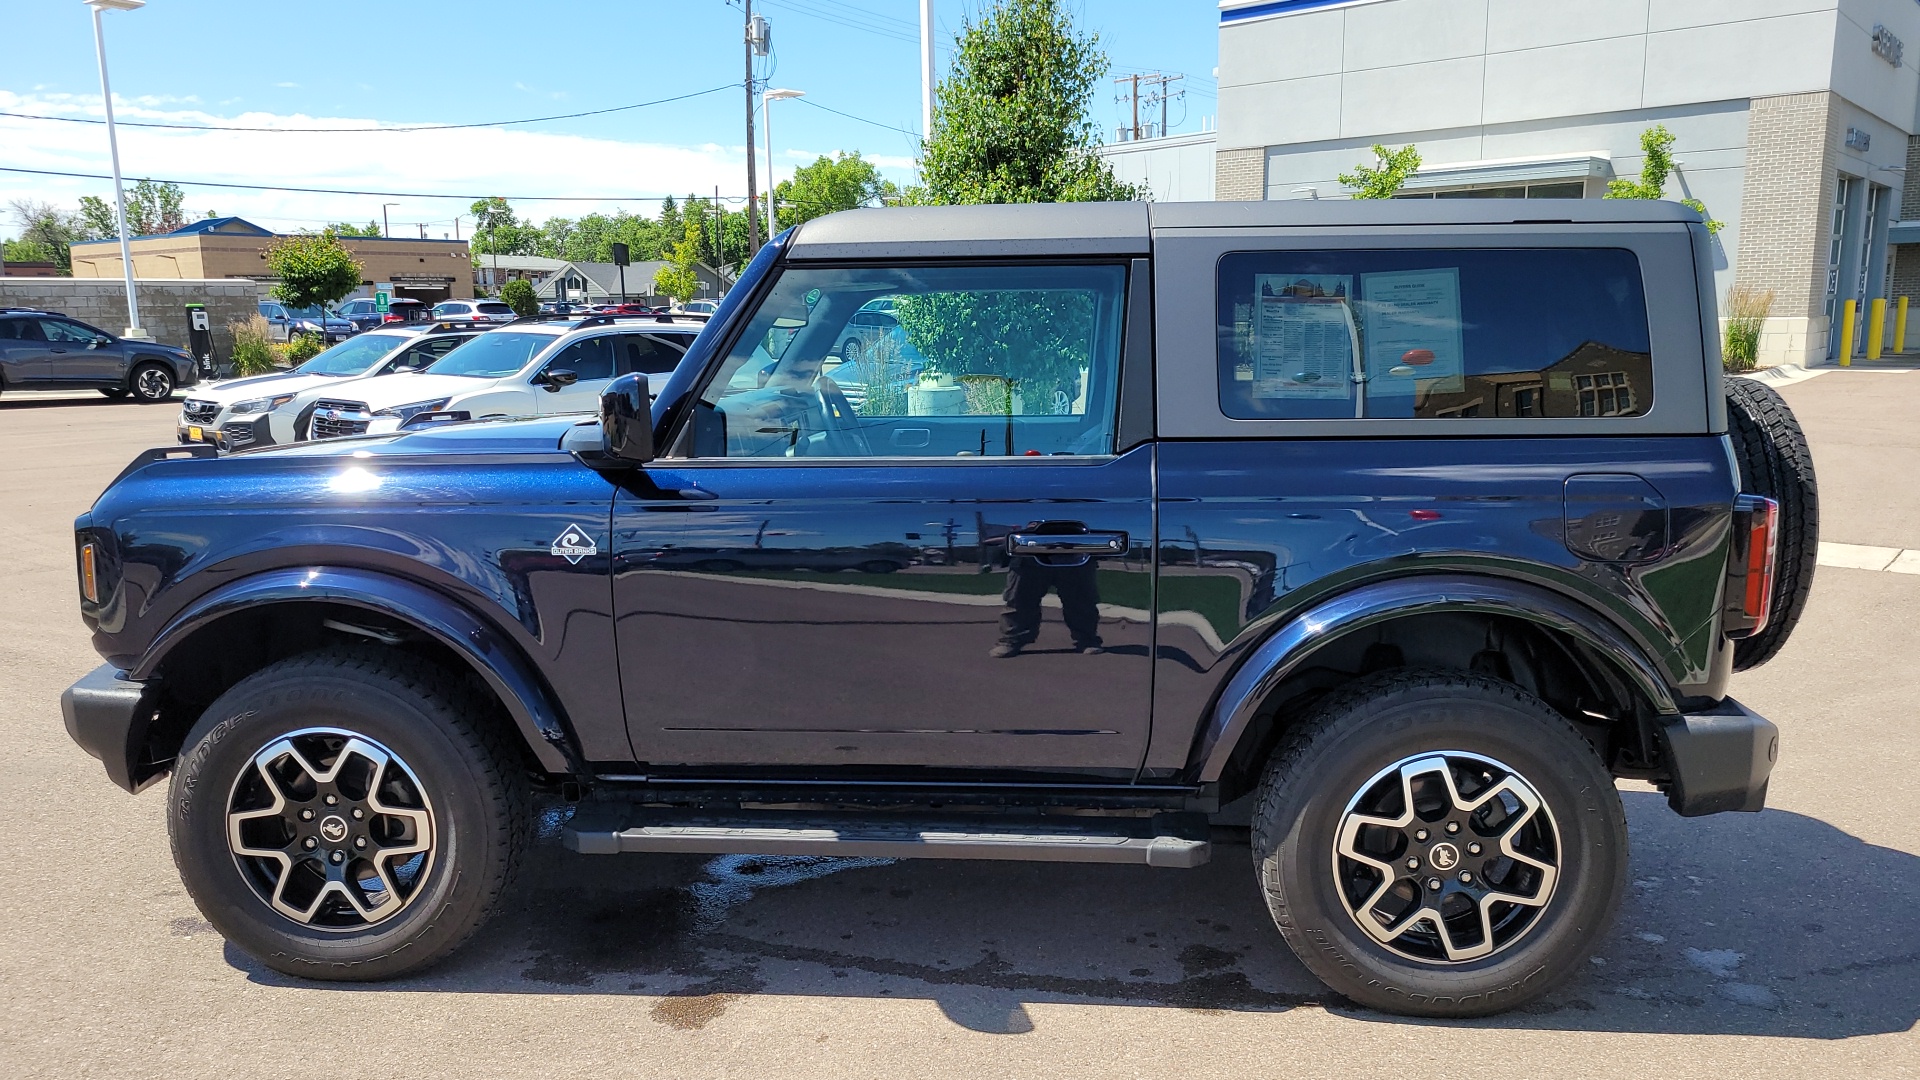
786,199 -> 1702,258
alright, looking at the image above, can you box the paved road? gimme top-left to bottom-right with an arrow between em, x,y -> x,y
3,376 -> 1917,1079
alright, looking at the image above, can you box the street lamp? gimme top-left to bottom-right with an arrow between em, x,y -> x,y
85,0 -> 147,340
382,202 -> 399,239
762,88 -> 804,236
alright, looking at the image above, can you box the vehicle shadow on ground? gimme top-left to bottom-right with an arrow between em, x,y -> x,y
229,792 -> 1920,1037
0,395 -> 165,410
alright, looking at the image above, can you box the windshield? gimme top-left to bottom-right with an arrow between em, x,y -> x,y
295,334 -> 402,376
425,331 -> 552,378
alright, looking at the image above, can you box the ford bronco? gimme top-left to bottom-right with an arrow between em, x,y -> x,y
62,200 -> 1816,1016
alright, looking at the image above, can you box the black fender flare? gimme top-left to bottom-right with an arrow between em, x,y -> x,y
130,566 -> 579,773
1189,573 -> 1679,782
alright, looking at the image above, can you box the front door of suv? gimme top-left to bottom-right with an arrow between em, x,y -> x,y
611,262 -> 1155,774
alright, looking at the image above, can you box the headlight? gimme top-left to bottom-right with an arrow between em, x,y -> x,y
229,394 -> 296,415
374,398 -> 450,421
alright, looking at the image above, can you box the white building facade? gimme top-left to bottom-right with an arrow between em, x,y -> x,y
1214,0 -> 1920,365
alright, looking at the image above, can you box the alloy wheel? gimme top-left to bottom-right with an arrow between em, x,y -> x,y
225,728 -> 437,931
134,367 -> 171,400
1331,750 -> 1561,963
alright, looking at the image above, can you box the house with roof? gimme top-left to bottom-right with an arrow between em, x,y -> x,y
71,216 -> 474,304
534,260 -> 730,305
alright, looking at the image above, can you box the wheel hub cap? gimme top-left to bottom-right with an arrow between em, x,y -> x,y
225,728 -> 437,931
1331,751 -> 1561,964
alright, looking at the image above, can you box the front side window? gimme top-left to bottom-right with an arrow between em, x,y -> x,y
684,264 -> 1126,459
40,319 -> 99,344
542,335 -> 614,381
1216,248 -> 1652,420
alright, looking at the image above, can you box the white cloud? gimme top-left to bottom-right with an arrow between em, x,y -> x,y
0,93 -> 806,236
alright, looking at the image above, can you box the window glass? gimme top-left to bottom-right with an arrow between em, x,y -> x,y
477,302 -> 515,315
543,335 -> 614,381
296,333 -> 401,376
426,330 -> 554,378
7,318 -> 45,342
391,336 -> 464,371
0,318 -> 21,340
1216,248 -> 1651,420
686,264 -> 1126,459
40,319 -> 99,343
618,332 -> 689,375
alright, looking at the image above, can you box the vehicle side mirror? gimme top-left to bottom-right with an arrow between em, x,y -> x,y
600,373 -> 653,465
91,335 -> 111,349
537,368 -> 579,392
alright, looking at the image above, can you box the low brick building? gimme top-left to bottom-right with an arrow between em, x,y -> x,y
70,217 -> 474,306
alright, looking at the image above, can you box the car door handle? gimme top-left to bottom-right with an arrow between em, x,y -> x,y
1006,531 -> 1129,557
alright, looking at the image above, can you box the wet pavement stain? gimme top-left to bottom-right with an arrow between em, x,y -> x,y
520,887 -> 697,987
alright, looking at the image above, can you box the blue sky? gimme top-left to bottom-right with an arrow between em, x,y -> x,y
1,0 -> 1220,238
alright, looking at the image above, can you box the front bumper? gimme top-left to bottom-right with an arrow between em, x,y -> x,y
61,663 -> 165,794
1658,697 -> 1779,816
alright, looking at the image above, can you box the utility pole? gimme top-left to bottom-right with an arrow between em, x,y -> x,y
1114,72 -> 1185,141
920,0 -> 935,143
744,1 -> 763,253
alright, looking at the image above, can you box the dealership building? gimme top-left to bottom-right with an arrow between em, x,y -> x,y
1102,0 -> 1920,365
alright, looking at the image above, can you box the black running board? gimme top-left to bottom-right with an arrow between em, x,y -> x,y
563,807 -> 1211,868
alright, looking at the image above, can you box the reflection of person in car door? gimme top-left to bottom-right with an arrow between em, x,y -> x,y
990,519 -> 1103,658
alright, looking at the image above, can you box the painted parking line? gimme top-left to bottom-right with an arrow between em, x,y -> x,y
1817,542 -> 1920,574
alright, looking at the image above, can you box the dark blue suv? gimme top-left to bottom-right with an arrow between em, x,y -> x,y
59,201 -> 1816,1016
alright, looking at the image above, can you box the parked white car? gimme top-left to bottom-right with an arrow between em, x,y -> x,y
177,324 -> 484,450
294,315 -> 704,440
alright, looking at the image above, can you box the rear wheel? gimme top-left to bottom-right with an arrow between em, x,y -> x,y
1725,377 -> 1817,669
1252,669 -> 1626,1017
168,649 -> 528,980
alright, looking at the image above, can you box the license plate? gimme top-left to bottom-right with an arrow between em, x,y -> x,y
187,426 -> 204,442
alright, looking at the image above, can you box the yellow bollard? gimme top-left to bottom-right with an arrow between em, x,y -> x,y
1839,299 -> 1856,366
1898,296 -> 1911,356
1868,298 -> 1888,360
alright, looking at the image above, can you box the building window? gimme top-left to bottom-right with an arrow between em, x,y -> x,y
1574,371 -> 1635,416
1394,181 -> 1588,200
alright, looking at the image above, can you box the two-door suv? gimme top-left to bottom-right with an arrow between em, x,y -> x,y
61,201 -> 1815,1016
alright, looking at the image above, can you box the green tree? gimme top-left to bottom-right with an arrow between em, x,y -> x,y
76,196 -> 118,240
8,199 -> 83,272
916,0 -> 1140,205
773,152 -> 901,227
1605,124 -> 1721,233
265,231 -> 364,310
1338,144 -> 1422,199
469,196 -> 539,256
3,238 -> 59,264
500,278 -> 538,317
327,221 -> 383,237
652,219 -> 704,303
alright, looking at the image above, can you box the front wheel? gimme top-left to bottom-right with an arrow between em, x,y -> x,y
130,363 -> 174,403
1252,669 -> 1626,1017
168,649 -> 528,980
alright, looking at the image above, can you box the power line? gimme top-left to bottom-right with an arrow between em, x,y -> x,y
0,84 -> 739,134
0,166 -> 746,204
792,96 -> 920,138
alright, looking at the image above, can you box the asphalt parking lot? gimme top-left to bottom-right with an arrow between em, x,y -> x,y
3,371 -> 1918,1079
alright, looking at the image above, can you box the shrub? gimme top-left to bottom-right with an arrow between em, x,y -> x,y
1723,284 -> 1774,372
285,331 -> 326,364
228,315 -> 280,376
500,278 -> 538,317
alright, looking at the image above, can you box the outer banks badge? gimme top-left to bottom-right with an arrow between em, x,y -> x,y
550,524 -> 597,565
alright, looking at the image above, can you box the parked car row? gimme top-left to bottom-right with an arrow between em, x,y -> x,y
177,313 -> 705,451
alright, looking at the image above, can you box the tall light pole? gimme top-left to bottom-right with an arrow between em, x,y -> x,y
920,0 -> 935,144
762,88 -> 804,237
86,0 -> 147,339
382,202 -> 399,239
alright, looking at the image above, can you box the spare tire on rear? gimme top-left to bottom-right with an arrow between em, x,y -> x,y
1725,376 -> 1818,670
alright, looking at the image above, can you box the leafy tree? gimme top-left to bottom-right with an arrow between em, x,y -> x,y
265,231 -> 364,310
916,0 -> 1140,205
773,152 -> 900,227
128,180 -> 191,234
1338,144 -> 1422,199
1605,124 -> 1721,233
8,199 -> 83,272
3,238 -> 59,264
469,196 -> 539,256
500,278 -> 538,317
76,196 -> 118,240
652,219 -> 704,303
327,221 -> 383,237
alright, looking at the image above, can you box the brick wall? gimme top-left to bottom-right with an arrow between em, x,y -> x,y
1903,135 -> 1920,219
1734,92 -> 1839,323
1215,147 -> 1266,201
0,279 -> 258,363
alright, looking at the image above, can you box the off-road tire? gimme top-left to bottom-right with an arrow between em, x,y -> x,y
168,648 -> 529,981
1252,669 -> 1627,1017
1725,377 -> 1818,669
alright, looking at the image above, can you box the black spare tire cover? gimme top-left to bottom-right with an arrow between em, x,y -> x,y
1725,376 -> 1818,670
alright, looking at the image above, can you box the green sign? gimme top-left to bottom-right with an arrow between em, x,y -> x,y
374,288 -> 391,313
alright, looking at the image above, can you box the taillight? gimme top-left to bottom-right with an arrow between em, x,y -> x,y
1743,496 -> 1779,633
79,542 -> 99,603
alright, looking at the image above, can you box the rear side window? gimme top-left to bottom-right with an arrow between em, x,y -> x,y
617,332 -> 688,375
1216,249 -> 1651,420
